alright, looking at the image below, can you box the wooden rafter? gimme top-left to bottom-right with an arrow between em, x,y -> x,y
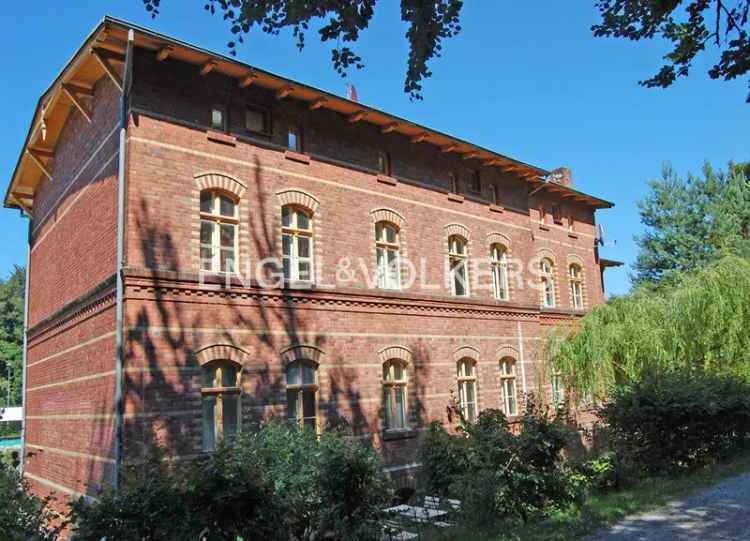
199,60 -> 217,76
348,110 -> 367,123
25,149 -> 52,182
483,158 -> 504,167
156,46 -> 173,61
238,71 -> 257,88
276,86 -> 294,99
410,132 -> 428,144
462,151 -> 481,161
381,122 -> 399,134
91,47 -> 124,91
27,147 -> 54,159
308,97 -> 327,110
440,143 -> 458,154
61,83 -> 93,123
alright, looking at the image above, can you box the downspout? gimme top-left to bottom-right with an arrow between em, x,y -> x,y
20,213 -> 31,474
113,29 -> 134,491
516,321 -> 528,399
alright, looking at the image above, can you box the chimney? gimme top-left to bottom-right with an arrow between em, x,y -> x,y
550,167 -> 572,187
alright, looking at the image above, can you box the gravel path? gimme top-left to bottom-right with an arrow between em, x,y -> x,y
587,471 -> 750,541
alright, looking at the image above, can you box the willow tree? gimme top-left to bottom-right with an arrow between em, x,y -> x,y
546,255 -> 750,402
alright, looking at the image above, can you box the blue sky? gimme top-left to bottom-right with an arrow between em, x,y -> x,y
1,1 -> 747,295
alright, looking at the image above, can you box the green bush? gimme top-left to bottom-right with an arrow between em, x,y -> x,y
598,371 -> 750,475
419,402 -> 574,527
0,460 -> 62,541
71,421 -> 389,540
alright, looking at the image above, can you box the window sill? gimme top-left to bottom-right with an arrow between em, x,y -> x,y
489,204 -> 504,213
382,428 -> 417,441
376,174 -> 397,186
284,150 -> 310,164
447,193 -> 464,203
283,279 -> 315,289
206,130 -> 237,146
568,232 -> 579,239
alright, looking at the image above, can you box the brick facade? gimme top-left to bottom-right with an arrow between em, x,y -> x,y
12,21 -> 615,502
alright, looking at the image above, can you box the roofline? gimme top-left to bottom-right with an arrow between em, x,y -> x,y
5,15 -> 614,211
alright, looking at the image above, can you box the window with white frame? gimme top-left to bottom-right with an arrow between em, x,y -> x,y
540,258 -> 556,308
376,222 -> 401,289
569,264 -> 584,309
201,360 -> 241,451
490,243 -> 509,301
286,360 -> 318,431
383,360 -> 408,430
457,358 -> 478,423
200,190 -> 238,273
499,357 -> 517,416
448,235 -> 470,297
551,373 -> 565,407
281,206 -> 314,282
210,104 -> 226,131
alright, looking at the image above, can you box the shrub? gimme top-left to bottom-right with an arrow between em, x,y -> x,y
419,403 -> 573,527
71,421 -> 389,540
599,371 -> 750,475
0,460 -> 62,541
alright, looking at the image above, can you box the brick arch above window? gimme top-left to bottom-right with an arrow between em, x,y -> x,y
276,189 -> 320,214
536,248 -> 557,265
567,254 -> 585,267
194,344 -> 251,367
453,345 -> 480,363
496,345 -> 519,360
195,172 -> 246,199
280,344 -> 325,366
486,232 -> 512,250
370,208 -> 405,229
444,223 -> 471,241
377,345 -> 412,365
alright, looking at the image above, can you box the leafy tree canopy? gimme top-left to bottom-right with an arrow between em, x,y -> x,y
0,266 -> 24,409
633,162 -> 750,287
593,0 -> 750,102
142,0 -> 463,100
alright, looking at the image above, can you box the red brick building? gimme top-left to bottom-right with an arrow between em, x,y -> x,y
4,18 -> 617,501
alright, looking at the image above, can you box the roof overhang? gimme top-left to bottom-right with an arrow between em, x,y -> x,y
4,16 -> 612,212
527,178 -> 613,209
600,258 -> 624,268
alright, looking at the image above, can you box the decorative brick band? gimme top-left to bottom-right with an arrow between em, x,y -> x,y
453,345 -> 480,362
485,232 -> 512,249
370,208 -> 405,229
377,345 -> 413,365
194,171 -> 246,198
276,188 -> 320,213
496,345 -> 519,360
194,344 -> 251,366
444,223 -> 471,241
280,344 -> 325,366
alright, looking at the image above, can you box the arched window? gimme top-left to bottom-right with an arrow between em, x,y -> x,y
490,244 -> 509,301
540,258 -> 556,308
448,235 -> 470,297
456,358 -> 478,423
383,360 -> 408,430
376,222 -> 401,289
200,190 -> 238,273
282,206 -> 314,282
286,360 -> 318,431
499,358 -> 517,416
569,264 -> 584,309
201,360 -> 241,451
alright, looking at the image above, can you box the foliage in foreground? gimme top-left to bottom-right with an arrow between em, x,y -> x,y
599,371 -> 750,476
546,254 -> 750,401
70,421 -> 389,541
420,403 -> 575,527
0,460 -> 62,541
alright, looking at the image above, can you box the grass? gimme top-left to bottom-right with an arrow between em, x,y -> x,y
426,451 -> 750,541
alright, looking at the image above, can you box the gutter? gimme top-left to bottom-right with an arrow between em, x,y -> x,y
113,29 -> 134,491
20,216 -> 31,474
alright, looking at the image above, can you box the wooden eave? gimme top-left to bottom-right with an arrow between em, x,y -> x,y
4,16 -> 613,212
600,258 -> 624,268
528,179 -> 613,209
